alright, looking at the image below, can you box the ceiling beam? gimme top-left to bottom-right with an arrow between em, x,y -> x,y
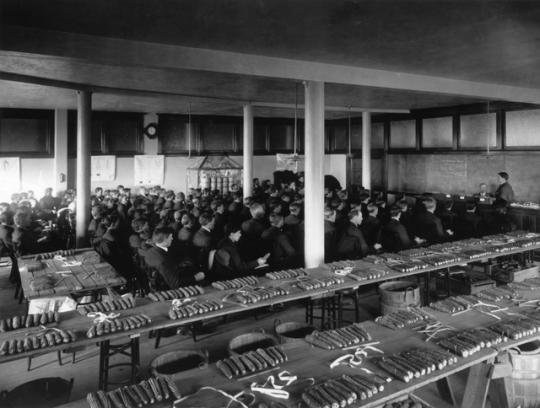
0,71 -> 409,114
3,25 -> 540,104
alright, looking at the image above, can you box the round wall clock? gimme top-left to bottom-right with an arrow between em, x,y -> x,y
144,123 -> 158,139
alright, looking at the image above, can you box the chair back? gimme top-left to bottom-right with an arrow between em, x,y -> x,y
207,249 -> 217,271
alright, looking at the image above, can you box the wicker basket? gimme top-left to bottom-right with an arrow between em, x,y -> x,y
378,280 -> 420,315
149,349 -> 209,380
506,341 -> 540,408
227,329 -> 279,356
274,319 -> 316,344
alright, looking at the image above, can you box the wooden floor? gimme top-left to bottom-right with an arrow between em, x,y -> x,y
0,265 -> 488,407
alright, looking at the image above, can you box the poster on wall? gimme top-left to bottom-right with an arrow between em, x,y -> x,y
276,153 -> 304,173
0,157 -> 21,194
91,156 -> 116,181
134,155 -> 164,186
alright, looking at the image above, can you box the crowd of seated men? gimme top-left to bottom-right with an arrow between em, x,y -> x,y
0,187 -> 77,261
323,190 -> 516,263
0,178 -> 517,296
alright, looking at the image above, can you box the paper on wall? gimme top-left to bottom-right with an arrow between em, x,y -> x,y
276,153 -> 304,173
134,155 -> 164,185
91,156 -> 116,181
0,157 -> 21,193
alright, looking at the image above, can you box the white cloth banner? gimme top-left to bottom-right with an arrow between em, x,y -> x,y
276,154 -> 303,172
134,155 -> 164,185
0,157 -> 21,192
91,156 -> 116,181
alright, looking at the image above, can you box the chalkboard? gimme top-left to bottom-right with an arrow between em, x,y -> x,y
388,152 -> 540,203
506,155 -> 539,203
426,155 -> 467,194
350,158 -> 383,189
466,154 -> 504,196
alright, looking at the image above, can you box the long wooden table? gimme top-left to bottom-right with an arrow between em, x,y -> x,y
3,238 -> 540,408
2,239 -> 539,365
18,249 -> 126,300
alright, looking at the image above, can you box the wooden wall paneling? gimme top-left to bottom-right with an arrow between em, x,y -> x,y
200,122 -> 235,153
0,108 -> 54,157
269,124 -> 295,152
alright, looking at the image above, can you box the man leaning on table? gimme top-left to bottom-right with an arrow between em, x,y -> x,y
144,227 -> 205,290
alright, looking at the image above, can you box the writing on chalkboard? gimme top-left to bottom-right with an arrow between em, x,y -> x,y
437,157 -> 467,178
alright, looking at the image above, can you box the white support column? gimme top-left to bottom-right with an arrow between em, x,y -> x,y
54,109 -> 68,197
304,81 -> 325,268
362,111 -> 372,190
76,91 -> 92,248
243,104 -> 254,198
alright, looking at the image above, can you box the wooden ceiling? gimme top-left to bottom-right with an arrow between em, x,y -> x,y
1,0 -> 540,118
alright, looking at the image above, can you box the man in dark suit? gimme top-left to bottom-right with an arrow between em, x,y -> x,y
192,213 -> 216,271
495,172 -> 515,203
261,213 -> 296,270
474,183 -> 493,198
283,202 -> 302,237
337,209 -> 381,260
456,200 -> 485,237
213,199 -> 228,243
324,207 -> 338,263
12,211 -> 51,255
227,193 -> 244,223
360,203 -> 381,247
414,197 -> 453,243
145,227 -> 204,289
214,223 -> 267,279
381,206 -> 425,251
240,203 -> 268,259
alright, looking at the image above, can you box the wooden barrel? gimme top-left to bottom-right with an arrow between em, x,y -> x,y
274,319 -> 316,344
378,281 -> 420,315
506,341 -> 540,408
149,349 -> 209,380
0,377 -> 73,408
227,330 -> 279,356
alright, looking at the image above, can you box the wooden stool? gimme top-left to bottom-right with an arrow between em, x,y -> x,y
305,295 -> 338,331
98,336 -> 140,392
336,288 -> 361,326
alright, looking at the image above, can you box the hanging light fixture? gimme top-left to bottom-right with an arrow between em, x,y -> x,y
485,100 -> 491,159
286,83 -> 303,169
187,102 -> 194,160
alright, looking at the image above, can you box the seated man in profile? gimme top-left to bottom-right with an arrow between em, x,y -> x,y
414,197 -> 453,243
213,223 -> 268,280
382,205 -> 424,252
261,213 -> 296,270
144,227 -> 205,290
474,183 -> 493,198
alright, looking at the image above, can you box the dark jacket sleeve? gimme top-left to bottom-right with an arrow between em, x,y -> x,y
225,242 -> 258,272
397,224 -> 411,249
158,261 -> 197,289
277,233 -> 295,259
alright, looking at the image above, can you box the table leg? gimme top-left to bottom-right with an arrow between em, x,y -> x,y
488,378 -> 512,408
436,377 -> 456,406
461,363 -> 492,408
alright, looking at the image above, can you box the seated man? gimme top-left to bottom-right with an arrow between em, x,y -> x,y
12,211 -> 57,255
337,209 -> 381,260
360,203 -> 381,247
283,202 -> 302,237
382,206 -> 425,252
144,227 -> 205,290
192,213 -> 216,271
474,183 -> 493,198
324,207 -> 338,263
436,200 -> 458,231
261,213 -> 296,270
414,197 -> 453,243
456,200 -> 485,237
214,223 -> 267,280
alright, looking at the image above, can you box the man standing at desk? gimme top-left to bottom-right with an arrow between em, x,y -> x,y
495,172 -> 515,204
474,183 -> 493,198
